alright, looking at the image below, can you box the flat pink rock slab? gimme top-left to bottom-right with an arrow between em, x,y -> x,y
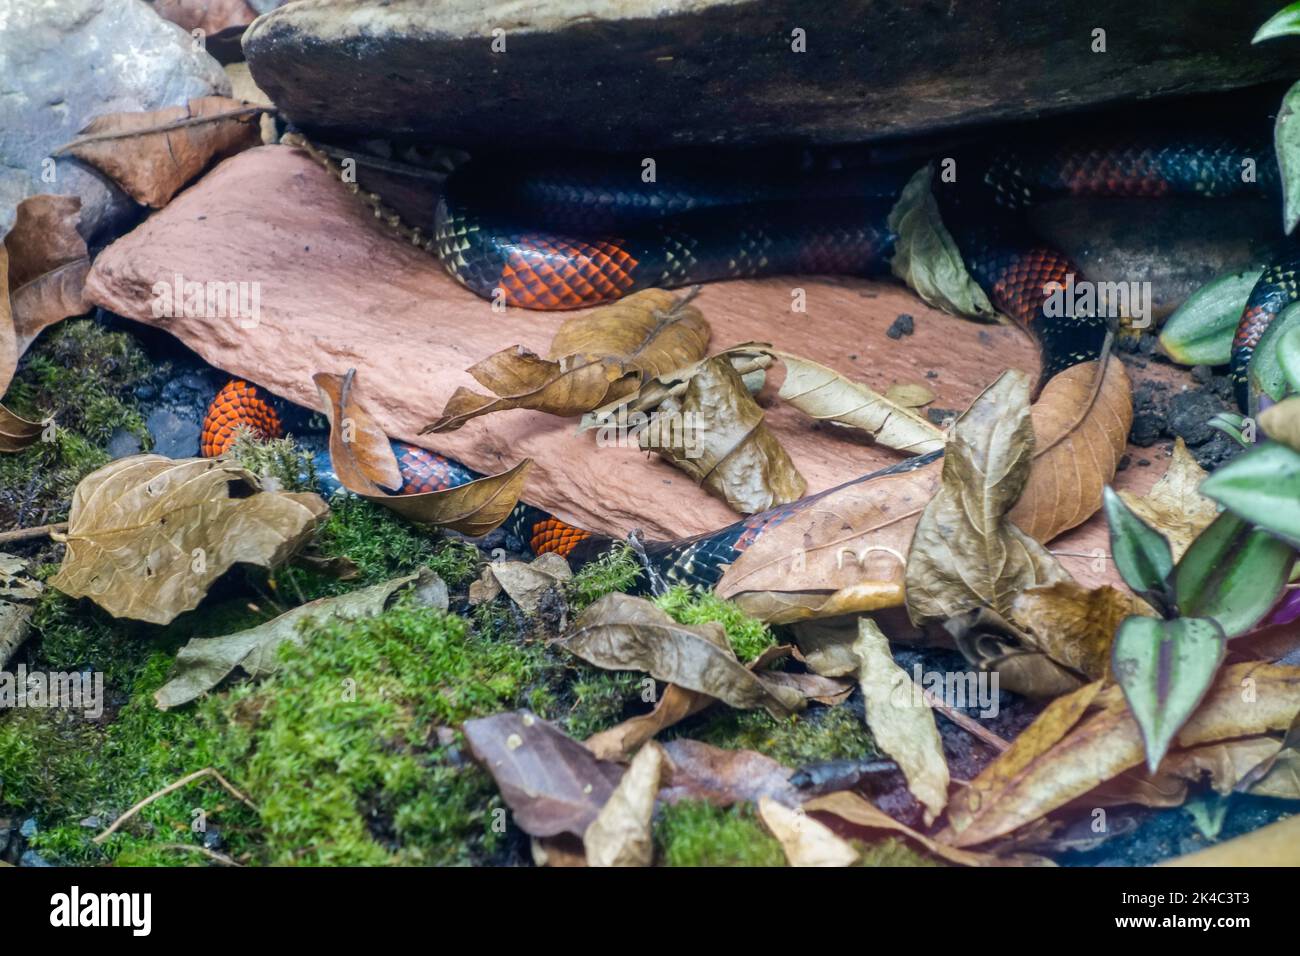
86,144 -> 1178,586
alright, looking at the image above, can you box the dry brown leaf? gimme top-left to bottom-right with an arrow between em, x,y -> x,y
1011,580 -> 1155,680
645,356 -> 805,515
854,618 -> 949,824
805,791 -> 1054,867
1007,358 -> 1131,543
777,352 -> 944,454
49,456 -> 326,624
1117,438 -> 1218,561
5,195 -> 92,367
0,404 -> 42,454
57,97 -> 263,208
556,593 -> 804,718
946,663 -> 1300,847
315,370 -> 530,536
463,710 -> 625,839
426,289 -> 710,431
585,684 -> 712,760
583,742 -> 665,867
759,796 -> 859,867
658,738 -> 802,807
944,607 -> 1087,699
154,0 -> 257,35
905,370 -> 1072,626
1160,738 -> 1286,796
476,552 -> 571,614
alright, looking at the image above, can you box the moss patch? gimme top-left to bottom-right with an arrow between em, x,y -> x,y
0,319 -> 152,530
656,801 -> 785,867
678,704 -> 877,768
566,543 -> 642,612
654,584 -> 775,662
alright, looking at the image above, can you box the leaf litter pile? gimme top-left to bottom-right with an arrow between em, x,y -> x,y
1,43 -> 1299,869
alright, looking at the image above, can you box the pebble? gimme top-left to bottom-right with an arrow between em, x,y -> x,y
886,313 -> 915,339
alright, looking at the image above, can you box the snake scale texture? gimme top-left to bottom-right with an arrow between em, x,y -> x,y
202,127 -> 1292,587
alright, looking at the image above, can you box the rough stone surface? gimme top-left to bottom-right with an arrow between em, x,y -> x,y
84,144 -> 1188,588
0,0 -> 231,241
243,0 -> 1298,151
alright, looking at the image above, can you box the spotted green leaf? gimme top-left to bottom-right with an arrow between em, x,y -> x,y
1102,486 -> 1174,613
1175,510 -> 1295,638
1200,441 -> 1300,548
1158,267 -> 1262,367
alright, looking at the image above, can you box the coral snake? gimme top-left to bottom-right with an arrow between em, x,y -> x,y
203,127 -> 1291,588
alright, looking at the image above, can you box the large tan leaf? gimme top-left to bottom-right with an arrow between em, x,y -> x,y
776,352 -> 945,454
315,370 -> 530,536
1159,813 -> 1300,866
758,796 -> 859,867
425,289 -> 710,431
853,618 -> 949,824
56,97 -> 263,208
644,356 -> 805,515
946,663 -> 1300,847
1117,438 -> 1218,561
905,370 -> 1071,625
1007,358 -> 1131,543
583,741 -> 665,867
805,791 -> 1053,867
49,456 -> 327,624
555,593 -> 804,719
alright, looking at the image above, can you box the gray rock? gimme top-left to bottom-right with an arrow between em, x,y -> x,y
19,849 -> 52,866
106,426 -> 143,459
0,0 -> 231,242
244,0 -> 1298,151
146,407 -> 201,458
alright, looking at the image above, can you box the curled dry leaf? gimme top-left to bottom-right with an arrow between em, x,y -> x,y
905,370 -> 1072,626
556,593 -> 804,718
49,456 -> 326,625
462,710 -> 625,839
776,352 -> 945,454
1007,358 -> 1131,543
884,382 -> 936,408
717,361 -> 1116,625
315,370 -> 530,536
154,570 -> 441,709
805,791 -> 1054,867
583,742 -> 665,867
853,618 -> 949,825
758,796 -> 859,867
644,356 -> 805,514
472,552 -> 571,614
425,288 -> 710,431
6,195 -> 92,359
0,404 -> 42,454
153,0 -> 258,35
945,607 -> 1086,699
0,553 -> 43,669
1159,813 -> 1300,867
659,738 -> 803,808
56,97 -> 264,208
1116,438 -> 1218,561
945,663 -> 1300,847
1011,580 -> 1154,680
585,683 -> 711,760
1161,737 -> 1287,797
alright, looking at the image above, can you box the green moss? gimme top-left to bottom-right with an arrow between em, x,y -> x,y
0,319 -> 152,529
654,585 -> 775,662
656,801 -> 785,867
855,837 -> 943,867
567,543 -> 642,612
227,428 -> 317,493
680,705 -> 877,768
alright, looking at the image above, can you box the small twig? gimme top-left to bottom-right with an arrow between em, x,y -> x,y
921,687 -> 1010,752
94,768 -> 258,845
0,521 -> 68,545
158,844 -> 243,867
51,106 -> 270,154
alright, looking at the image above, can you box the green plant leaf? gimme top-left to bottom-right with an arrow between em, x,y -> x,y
1200,441 -> 1300,548
1102,486 -> 1174,612
1255,3 -> 1300,43
887,165 -> 998,320
1249,300 -> 1300,403
1279,324 -> 1300,394
1158,267 -> 1263,367
1275,79 -> 1300,235
1175,511 -> 1295,638
1112,615 -> 1226,772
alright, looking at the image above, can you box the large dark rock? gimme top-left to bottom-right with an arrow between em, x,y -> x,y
245,0 -> 1299,150
0,0 -> 230,241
